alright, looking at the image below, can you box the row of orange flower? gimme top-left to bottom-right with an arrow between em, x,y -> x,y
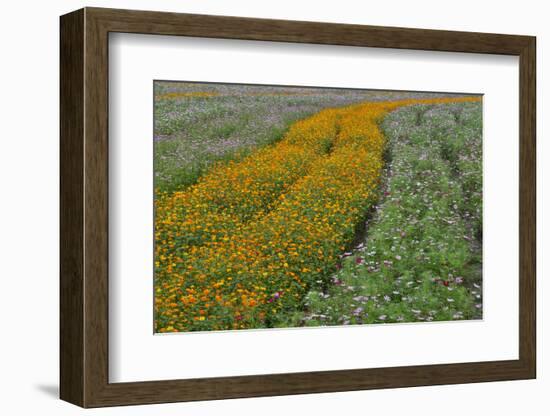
155,108 -> 341,263
155,96 -> 480,332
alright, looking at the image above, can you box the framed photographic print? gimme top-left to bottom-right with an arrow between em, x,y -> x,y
60,7 -> 536,408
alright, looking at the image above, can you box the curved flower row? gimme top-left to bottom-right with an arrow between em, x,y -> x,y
155,96 -> 481,332
302,101 -> 483,326
155,108 -> 343,271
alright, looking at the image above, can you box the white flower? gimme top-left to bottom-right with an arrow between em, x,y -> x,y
352,307 -> 364,316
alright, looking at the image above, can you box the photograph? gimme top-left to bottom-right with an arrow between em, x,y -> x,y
0,0 -> 542,412
153,81 -> 483,333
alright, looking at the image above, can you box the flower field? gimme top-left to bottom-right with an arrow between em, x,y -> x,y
154,84 -> 481,333
154,82 -> 453,192
302,101 -> 483,326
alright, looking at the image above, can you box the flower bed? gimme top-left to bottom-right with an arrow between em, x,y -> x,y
155,97 -> 480,332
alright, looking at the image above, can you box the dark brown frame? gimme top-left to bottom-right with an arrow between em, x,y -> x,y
60,7 -> 536,408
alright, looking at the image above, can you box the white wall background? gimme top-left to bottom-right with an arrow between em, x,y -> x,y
0,0 -> 545,414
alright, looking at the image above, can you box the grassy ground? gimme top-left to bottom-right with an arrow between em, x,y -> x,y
154,82 -> 453,193
298,102 -> 482,327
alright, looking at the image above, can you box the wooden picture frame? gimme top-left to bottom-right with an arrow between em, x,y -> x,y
60,7 -> 536,408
